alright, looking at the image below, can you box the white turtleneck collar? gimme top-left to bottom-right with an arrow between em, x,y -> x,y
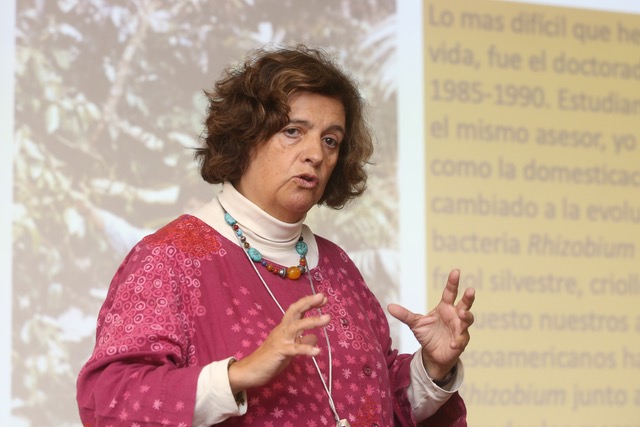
190,182 -> 319,268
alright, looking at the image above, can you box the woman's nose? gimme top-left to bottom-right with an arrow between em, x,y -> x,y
302,136 -> 324,164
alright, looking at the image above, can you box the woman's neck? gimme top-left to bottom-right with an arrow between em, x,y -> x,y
191,182 -> 319,268
219,182 -> 304,244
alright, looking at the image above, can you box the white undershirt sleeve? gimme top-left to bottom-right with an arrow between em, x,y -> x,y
192,358 -> 248,427
406,351 -> 464,422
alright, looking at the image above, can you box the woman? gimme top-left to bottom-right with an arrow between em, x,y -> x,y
76,45 -> 475,427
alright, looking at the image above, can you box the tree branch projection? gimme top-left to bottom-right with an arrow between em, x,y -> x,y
12,2 -> 400,425
88,1 -> 156,149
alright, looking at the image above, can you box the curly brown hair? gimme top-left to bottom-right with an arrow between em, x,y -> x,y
195,45 -> 374,209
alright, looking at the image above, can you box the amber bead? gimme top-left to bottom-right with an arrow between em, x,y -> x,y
286,266 -> 302,280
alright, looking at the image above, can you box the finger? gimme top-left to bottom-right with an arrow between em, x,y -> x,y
450,339 -> 467,351
297,334 -> 318,347
440,269 -> 461,306
456,287 -> 476,312
289,334 -> 322,357
451,331 -> 470,350
387,303 -> 420,327
458,309 -> 474,327
287,313 -> 331,338
283,293 -> 327,322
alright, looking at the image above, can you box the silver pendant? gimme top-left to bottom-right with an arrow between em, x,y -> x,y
337,420 -> 351,427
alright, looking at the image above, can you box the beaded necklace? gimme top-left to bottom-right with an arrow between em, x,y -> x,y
224,212 -> 309,280
223,209 -> 351,427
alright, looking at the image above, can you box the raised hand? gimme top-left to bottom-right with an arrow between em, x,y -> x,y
228,292 -> 331,394
388,269 -> 475,381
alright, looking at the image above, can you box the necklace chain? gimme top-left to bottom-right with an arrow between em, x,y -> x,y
223,208 -> 349,426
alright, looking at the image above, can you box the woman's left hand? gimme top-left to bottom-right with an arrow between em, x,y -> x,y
388,269 -> 475,381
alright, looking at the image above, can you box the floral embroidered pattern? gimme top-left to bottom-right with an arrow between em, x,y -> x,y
145,215 -> 225,259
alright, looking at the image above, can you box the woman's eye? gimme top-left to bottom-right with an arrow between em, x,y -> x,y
284,128 -> 300,137
323,137 -> 339,148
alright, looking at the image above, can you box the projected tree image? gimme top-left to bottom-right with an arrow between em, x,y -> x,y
13,1 -> 398,424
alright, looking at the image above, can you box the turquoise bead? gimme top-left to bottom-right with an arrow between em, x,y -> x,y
224,213 -> 236,226
248,247 -> 262,262
295,241 -> 308,256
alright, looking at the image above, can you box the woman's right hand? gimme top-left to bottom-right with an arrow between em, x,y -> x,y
227,292 -> 331,394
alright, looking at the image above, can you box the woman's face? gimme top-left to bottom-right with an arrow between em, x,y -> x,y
236,91 -> 345,223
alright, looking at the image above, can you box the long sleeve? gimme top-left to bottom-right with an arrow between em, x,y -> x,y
345,241 -> 467,426
383,345 -> 466,427
77,220 -> 219,426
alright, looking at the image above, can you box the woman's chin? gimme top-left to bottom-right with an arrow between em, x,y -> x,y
276,200 -> 318,222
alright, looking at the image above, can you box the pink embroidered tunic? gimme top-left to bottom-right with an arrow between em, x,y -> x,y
77,215 -> 465,426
